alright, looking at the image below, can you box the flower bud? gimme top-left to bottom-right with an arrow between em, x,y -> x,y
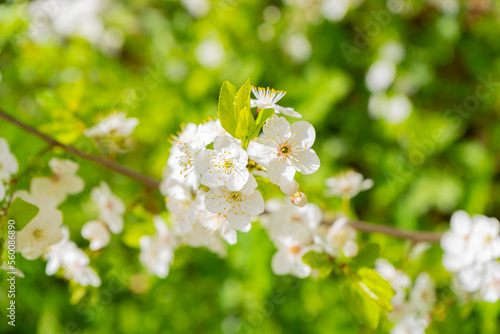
290,191 -> 307,207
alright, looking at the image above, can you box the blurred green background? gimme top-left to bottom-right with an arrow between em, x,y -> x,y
1,0 -> 500,332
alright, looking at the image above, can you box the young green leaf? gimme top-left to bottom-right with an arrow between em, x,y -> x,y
302,251 -> 334,278
343,279 -> 382,329
7,197 -> 40,231
235,78 -> 251,115
349,243 -> 380,270
249,108 -> 274,141
357,268 -> 394,312
218,81 -> 238,136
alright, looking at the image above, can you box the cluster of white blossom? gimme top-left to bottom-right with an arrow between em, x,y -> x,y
376,259 -> 436,334
149,87 -> 320,277
81,181 -> 125,251
325,170 -> 373,199
441,211 -> 500,302
0,145 -> 102,286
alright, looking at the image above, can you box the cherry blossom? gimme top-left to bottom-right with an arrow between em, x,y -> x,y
375,258 -> 411,306
81,220 -> 111,251
251,87 -> 301,118
14,191 -> 63,260
480,261 -> 500,303
84,112 -> 138,139
139,216 -> 175,278
31,158 -> 85,205
164,182 -> 201,234
196,135 -> 249,191
247,115 -> 320,195
197,118 -> 228,146
0,138 -> 19,179
204,175 -> 264,230
322,217 -> 358,258
271,236 -> 313,278
46,226 -> 101,287
179,222 -> 227,258
91,181 -> 125,234
325,170 -> 373,199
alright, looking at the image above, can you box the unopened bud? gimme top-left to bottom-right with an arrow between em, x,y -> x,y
290,191 -> 307,207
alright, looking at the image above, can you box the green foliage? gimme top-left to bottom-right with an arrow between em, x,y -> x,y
349,243 -> 380,270
344,268 -> 394,330
302,251 -> 334,278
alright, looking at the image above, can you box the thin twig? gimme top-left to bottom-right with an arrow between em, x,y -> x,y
0,108 -> 443,242
0,109 -> 160,189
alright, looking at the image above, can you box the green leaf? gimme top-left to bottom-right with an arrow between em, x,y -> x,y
7,197 -> 40,231
235,106 -> 256,144
349,243 -> 380,270
302,251 -> 334,279
343,279 -> 382,329
357,268 -> 394,312
217,81 -> 238,136
235,78 -> 251,115
249,108 -> 274,141
343,268 -> 394,330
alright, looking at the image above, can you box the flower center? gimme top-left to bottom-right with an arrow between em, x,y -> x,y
33,228 -> 43,239
278,143 -> 292,158
290,245 -> 301,255
229,192 -> 242,202
224,160 -> 234,169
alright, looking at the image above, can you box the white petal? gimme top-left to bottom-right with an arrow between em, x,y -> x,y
271,250 -> 294,275
292,149 -> 320,175
290,121 -> 316,149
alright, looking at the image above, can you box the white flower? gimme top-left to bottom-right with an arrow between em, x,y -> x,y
263,199 -> 321,246
271,236 -> 312,278
163,123 -> 205,191
46,226 -> 101,287
91,181 -> 125,234
390,314 -> 429,334
31,158 -> 85,205
247,115 -> 320,195
197,118 -> 228,146
0,138 -> 19,180
179,222 -> 227,258
14,191 -> 63,260
165,182 -> 201,234
375,258 -> 411,306
441,211 -> 500,273
81,220 -> 111,251
84,112 -> 138,139
251,87 -> 301,118
139,216 -> 175,278
480,261 -> 500,303
199,207 -> 249,245
325,170 -> 373,199
365,59 -> 396,93
196,135 -> 249,191
324,217 -> 358,258
204,175 -> 264,230
409,272 -> 436,313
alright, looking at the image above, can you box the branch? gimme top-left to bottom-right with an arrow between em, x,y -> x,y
0,109 -> 443,242
0,109 -> 160,189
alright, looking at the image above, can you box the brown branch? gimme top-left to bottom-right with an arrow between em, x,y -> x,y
348,220 -> 442,243
0,109 -> 160,189
1,109 -> 443,242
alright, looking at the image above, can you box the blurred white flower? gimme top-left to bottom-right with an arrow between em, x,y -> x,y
365,59 -> 396,93
368,93 -> 413,124
480,261 -> 500,303
0,138 -> 19,180
375,258 -> 412,306
181,0 -> 211,18
179,222 -> 227,258
271,236 -> 313,278
324,217 -> 358,257
282,33 -> 312,63
14,191 -> 63,260
379,41 -> 405,64
325,170 -> 373,198
164,183 -> 201,234
195,38 -> 225,69
321,0 -> 350,22
91,181 -> 125,234
84,112 -> 138,139
31,158 -> 84,205
81,220 -> 111,251
409,272 -> 436,312
251,87 -> 301,118
139,216 -> 175,278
